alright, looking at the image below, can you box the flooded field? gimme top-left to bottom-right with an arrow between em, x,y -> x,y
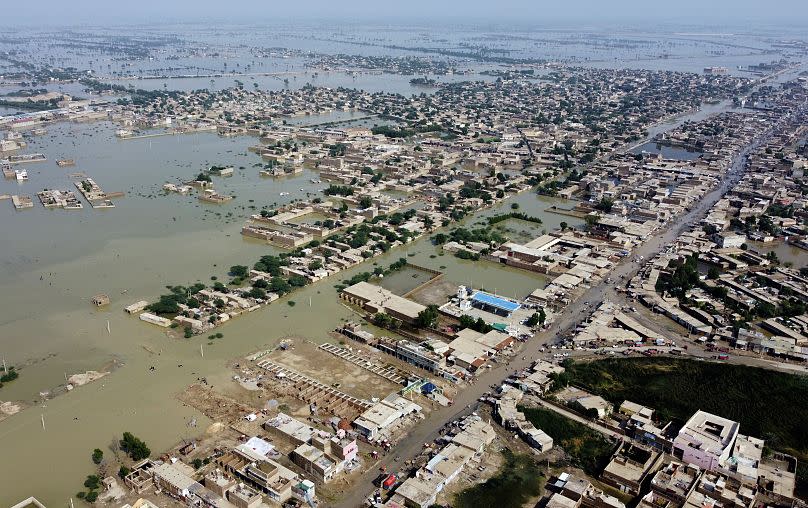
377,264 -> 437,296
631,141 -> 704,160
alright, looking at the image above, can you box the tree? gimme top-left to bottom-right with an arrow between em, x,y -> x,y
120,432 -> 150,461
192,458 -> 204,469
358,196 -> 373,209
595,197 -> 613,213
229,265 -> 249,277
560,221 -> 568,231
416,305 -> 440,328
246,287 -> 266,300
84,475 -> 101,490
585,214 -> 601,230
526,313 -> 540,327
269,276 -> 291,295
118,466 -> 131,479
91,448 -> 103,465
707,266 -> 720,280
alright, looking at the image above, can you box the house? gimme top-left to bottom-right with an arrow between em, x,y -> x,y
601,443 -> 664,495
673,410 -> 739,471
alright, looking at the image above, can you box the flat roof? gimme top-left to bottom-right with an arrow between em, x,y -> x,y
471,291 -> 521,313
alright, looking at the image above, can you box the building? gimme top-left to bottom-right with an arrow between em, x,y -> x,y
376,337 -> 445,373
468,290 -> 522,317
495,387 -> 553,452
641,461 -> 702,507
341,281 -> 426,324
91,293 -> 110,306
291,443 -> 337,482
389,416 -> 495,508
215,445 -> 300,503
353,394 -> 422,440
227,484 -> 262,508
601,443 -> 664,495
673,410 -> 739,471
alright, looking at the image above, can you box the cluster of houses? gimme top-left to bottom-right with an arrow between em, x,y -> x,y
626,91 -> 808,361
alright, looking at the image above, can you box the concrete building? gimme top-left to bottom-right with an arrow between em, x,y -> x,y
341,281 -> 426,324
673,410 -> 739,471
601,443 -> 664,495
353,394 -> 422,440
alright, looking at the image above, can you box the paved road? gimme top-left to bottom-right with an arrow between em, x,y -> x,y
334,132 -> 770,508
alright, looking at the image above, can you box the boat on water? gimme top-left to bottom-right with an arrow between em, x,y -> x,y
310,178 -> 321,184
15,170 -> 28,181
279,192 -> 290,196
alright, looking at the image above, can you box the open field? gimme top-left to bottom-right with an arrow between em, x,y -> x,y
453,449 -> 545,508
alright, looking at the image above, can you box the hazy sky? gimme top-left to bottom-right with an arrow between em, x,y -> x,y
3,0 -> 808,26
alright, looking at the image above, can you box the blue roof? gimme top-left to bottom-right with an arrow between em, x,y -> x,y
471,291 -> 521,313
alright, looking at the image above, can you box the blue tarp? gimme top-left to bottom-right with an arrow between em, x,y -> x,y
421,382 -> 437,394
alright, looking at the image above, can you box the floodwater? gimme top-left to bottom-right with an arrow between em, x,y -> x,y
750,241 -> 808,270
631,142 -> 704,160
1,24 -> 804,504
0,119 -> 576,505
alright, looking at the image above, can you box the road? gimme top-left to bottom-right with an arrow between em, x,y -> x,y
334,130 -> 770,508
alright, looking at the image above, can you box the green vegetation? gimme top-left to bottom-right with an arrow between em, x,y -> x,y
564,358 -> 808,484
520,406 -> 614,475
120,432 -> 151,461
525,309 -> 546,327
487,211 -> 543,226
0,365 -> 19,388
458,314 -> 493,333
91,448 -> 103,465
454,249 -> 480,261
77,474 -> 101,503
416,305 -> 440,328
324,184 -> 354,196
454,449 -> 543,508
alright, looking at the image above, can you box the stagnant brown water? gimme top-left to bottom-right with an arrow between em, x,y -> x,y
0,121 -> 580,505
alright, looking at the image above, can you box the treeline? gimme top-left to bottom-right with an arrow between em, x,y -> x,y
487,211 -> 543,226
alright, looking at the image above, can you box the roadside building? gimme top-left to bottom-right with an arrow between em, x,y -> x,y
353,394 -> 422,440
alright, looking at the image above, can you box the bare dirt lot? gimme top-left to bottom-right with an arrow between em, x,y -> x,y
264,338 -> 400,401
407,278 -> 458,307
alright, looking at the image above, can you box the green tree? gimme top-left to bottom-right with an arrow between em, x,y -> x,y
120,432 -> 150,461
416,305 -> 440,328
229,265 -> 249,277
84,475 -> 101,490
91,448 -> 103,465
